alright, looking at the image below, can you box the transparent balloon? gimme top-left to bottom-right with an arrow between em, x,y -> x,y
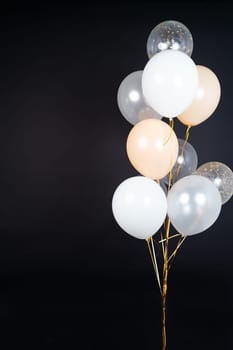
162,139 -> 198,184
195,162 -> 233,204
147,20 -> 193,59
117,71 -> 162,125
167,175 -> 221,236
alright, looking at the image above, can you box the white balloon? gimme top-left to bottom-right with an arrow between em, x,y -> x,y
142,50 -> 198,118
112,176 -> 167,239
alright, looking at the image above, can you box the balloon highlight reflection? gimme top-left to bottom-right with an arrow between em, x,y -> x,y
167,175 -> 222,236
112,176 -> 167,239
126,119 -> 179,179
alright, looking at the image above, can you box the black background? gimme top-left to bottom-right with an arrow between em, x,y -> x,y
0,1 -> 233,349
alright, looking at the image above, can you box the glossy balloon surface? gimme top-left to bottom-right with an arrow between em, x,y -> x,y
147,20 -> 193,58
167,175 -> 221,236
162,139 -> 198,184
195,162 -> 233,204
179,65 -> 221,126
127,119 -> 179,180
112,176 -> 167,239
142,50 -> 198,118
117,71 -> 161,125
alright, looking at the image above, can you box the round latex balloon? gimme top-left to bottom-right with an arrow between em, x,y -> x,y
127,119 -> 179,180
167,175 -> 221,236
160,181 -> 168,195
117,71 -> 162,125
142,50 -> 198,118
112,176 -> 167,239
147,20 -> 193,59
178,65 -> 221,126
195,162 -> 233,204
162,138 -> 198,184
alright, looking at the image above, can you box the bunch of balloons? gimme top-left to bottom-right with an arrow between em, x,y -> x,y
112,20 -> 233,239
113,20 -> 233,350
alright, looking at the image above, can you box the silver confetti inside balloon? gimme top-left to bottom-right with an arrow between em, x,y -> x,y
195,162 -> 233,204
147,20 -> 193,59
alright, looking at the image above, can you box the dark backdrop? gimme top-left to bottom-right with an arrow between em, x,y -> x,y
0,1 -> 233,349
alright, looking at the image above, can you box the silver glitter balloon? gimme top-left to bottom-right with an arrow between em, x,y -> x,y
162,138 -> 198,184
117,71 -> 161,125
195,162 -> 233,204
167,175 -> 222,236
147,20 -> 193,59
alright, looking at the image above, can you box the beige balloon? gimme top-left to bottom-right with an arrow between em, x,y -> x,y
178,65 -> 221,126
126,119 -> 179,180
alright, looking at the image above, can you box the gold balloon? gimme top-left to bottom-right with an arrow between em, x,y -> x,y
126,119 -> 179,180
178,65 -> 221,126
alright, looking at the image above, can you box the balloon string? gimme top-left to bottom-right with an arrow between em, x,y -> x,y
169,118 -> 174,129
168,236 -> 187,270
175,125 -> 191,177
163,118 -> 174,146
168,158 -> 174,190
162,217 -> 171,350
159,232 -> 165,258
146,238 -> 162,294
159,233 -> 182,244
152,237 -> 161,255
151,238 -> 162,293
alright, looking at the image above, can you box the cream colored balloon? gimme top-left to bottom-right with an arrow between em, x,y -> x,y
126,119 -> 179,180
178,65 -> 221,126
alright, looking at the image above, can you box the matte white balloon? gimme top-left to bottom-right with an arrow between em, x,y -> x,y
117,71 -> 161,125
167,175 -> 221,236
142,50 -> 198,118
112,176 -> 167,239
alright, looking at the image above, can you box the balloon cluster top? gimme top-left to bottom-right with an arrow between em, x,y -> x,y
147,20 -> 193,58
